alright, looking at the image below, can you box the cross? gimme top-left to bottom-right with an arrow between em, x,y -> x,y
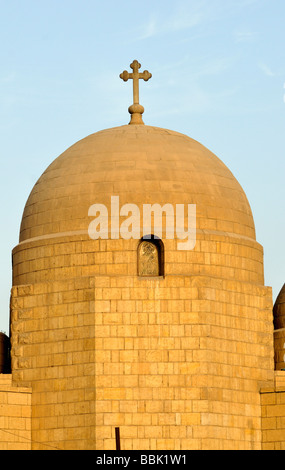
120,60 -> 152,106
120,60 -> 152,125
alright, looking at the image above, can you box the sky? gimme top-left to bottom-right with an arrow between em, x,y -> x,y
0,0 -> 284,333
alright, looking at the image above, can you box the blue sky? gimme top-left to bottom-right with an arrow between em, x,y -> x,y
0,0 -> 284,332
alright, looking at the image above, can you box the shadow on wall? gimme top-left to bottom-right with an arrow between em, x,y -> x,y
0,332 -> 11,374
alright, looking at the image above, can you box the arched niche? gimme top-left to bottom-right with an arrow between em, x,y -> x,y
137,235 -> 164,277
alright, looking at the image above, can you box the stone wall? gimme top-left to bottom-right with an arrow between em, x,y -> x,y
94,274 -> 273,450
0,375 -> 31,450
10,277 -> 95,450
9,250 -> 274,450
261,372 -> 285,450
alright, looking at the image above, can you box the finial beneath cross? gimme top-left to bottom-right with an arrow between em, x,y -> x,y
120,60 -> 152,125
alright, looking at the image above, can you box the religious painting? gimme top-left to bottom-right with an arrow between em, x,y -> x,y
138,237 -> 164,277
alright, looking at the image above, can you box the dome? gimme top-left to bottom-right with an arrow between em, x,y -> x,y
13,123 -> 264,288
10,62 -> 274,452
19,124 -> 255,243
274,283 -> 285,330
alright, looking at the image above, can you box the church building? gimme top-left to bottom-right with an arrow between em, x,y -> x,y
0,61 -> 284,450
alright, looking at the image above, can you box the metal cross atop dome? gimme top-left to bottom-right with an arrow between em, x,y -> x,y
120,60 -> 152,125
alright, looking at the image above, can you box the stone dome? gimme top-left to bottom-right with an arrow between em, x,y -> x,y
19,124 -> 255,243
13,123 -> 264,288
274,284 -> 285,330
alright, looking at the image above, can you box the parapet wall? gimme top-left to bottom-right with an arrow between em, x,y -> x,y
261,372 -> 285,450
0,374 -> 32,450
